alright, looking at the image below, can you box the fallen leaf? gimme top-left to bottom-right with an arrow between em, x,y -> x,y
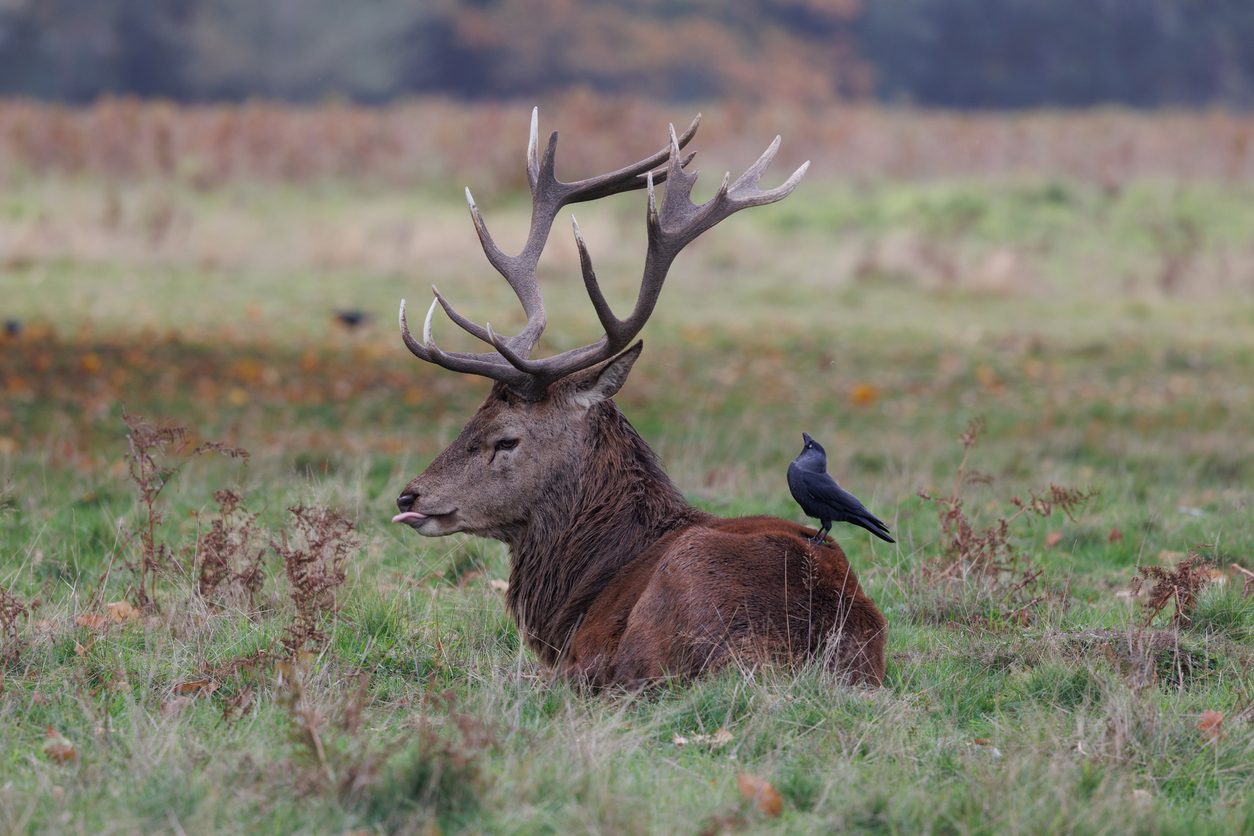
161,697 -> 193,717
975,365 -> 1000,389
456,569 -> 484,587
674,727 -> 734,749
1232,563 -> 1254,596
1108,527 -> 1124,543
849,383 -> 880,406
222,687 -> 255,723
43,727 -> 77,763
1045,531 -> 1064,547
1197,710 -> 1224,741
488,579 -> 509,593
972,737 -> 992,745
736,773 -> 783,817
74,613 -> 109,631
174,678 -> 219,697
73,639 -> 93,657
106,601 -> 140,623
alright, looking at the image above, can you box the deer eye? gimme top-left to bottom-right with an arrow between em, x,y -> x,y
494,438 -> 519,452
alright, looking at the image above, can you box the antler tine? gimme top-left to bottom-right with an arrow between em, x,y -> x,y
730,135 -> 781,192
526,107 -> 540,191
465,188 -> 510,277
612,130 -> 811,348
401,297 -> 538,389
658,123 -> 702,225
571,216 -> 630,345
433,285 -> 492,345
398,298 -> 487,368
562,113 -> 702,204
398,298 -> 429,361
464,186 -> 547,357
726,135 -> 810,207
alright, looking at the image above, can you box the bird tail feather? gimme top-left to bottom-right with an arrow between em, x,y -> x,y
858,514 -> 896,544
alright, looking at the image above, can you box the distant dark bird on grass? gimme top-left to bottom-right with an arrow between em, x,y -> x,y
788,432 -> 895,545
3,319 -> 20,337
334,309 -> 371,330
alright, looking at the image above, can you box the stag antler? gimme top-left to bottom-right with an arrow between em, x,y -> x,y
401,109 -> 808,400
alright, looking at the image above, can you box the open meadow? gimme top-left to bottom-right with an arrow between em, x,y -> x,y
1,101 -> 1253,834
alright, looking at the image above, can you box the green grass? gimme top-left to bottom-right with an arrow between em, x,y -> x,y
1,172 -> 1253,834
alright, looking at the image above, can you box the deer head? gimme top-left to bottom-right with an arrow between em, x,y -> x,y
393,109 -> 808,541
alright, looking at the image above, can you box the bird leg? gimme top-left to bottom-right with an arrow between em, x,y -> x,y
808,522 -> 831,544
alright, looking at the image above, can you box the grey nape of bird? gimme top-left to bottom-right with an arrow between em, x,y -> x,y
787,432 -> 895,545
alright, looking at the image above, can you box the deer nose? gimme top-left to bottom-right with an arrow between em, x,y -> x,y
396,493 -> 418,513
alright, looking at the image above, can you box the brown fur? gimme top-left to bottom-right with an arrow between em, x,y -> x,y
399,355 -> 887,688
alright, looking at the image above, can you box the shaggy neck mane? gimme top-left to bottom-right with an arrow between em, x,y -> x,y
504,402 -> 705,663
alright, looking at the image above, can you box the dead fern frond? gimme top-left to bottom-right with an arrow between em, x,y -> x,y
1131,549 -> 1215,627
196,488 -> 267,610
122,413 -> 250,611
273,505 -> 358,658
912,417 -> 1093,628
1,585 -> 35,669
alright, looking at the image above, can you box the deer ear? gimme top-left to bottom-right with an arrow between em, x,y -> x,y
573,341 -> 643,409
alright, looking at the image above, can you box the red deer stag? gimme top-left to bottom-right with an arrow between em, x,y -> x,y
393,110 -> 886,687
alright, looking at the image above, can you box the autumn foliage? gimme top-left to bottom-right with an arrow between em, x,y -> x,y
4,98 -> 1254,192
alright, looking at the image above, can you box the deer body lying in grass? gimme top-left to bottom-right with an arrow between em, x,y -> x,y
393,111 -> 886,688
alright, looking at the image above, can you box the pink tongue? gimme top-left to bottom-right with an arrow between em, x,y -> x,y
392,512 -> 429,524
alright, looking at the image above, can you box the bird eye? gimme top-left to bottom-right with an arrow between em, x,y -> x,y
494,438 -> 519,452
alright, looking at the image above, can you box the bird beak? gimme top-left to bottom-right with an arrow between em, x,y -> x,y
802,432 -> 812,445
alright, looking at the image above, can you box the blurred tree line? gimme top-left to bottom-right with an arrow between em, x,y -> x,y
1,0 -> 1251,108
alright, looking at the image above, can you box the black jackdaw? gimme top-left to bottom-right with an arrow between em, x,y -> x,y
788,432 -> 895,544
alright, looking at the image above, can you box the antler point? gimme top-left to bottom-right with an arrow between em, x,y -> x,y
422,297 -> 439,346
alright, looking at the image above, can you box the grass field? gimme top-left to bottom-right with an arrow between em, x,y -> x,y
2,110 -> 1253,833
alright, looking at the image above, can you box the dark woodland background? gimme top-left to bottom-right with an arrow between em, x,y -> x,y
2,0 -> 1252,108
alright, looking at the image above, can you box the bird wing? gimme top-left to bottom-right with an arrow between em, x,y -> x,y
803,474 -> 893,532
